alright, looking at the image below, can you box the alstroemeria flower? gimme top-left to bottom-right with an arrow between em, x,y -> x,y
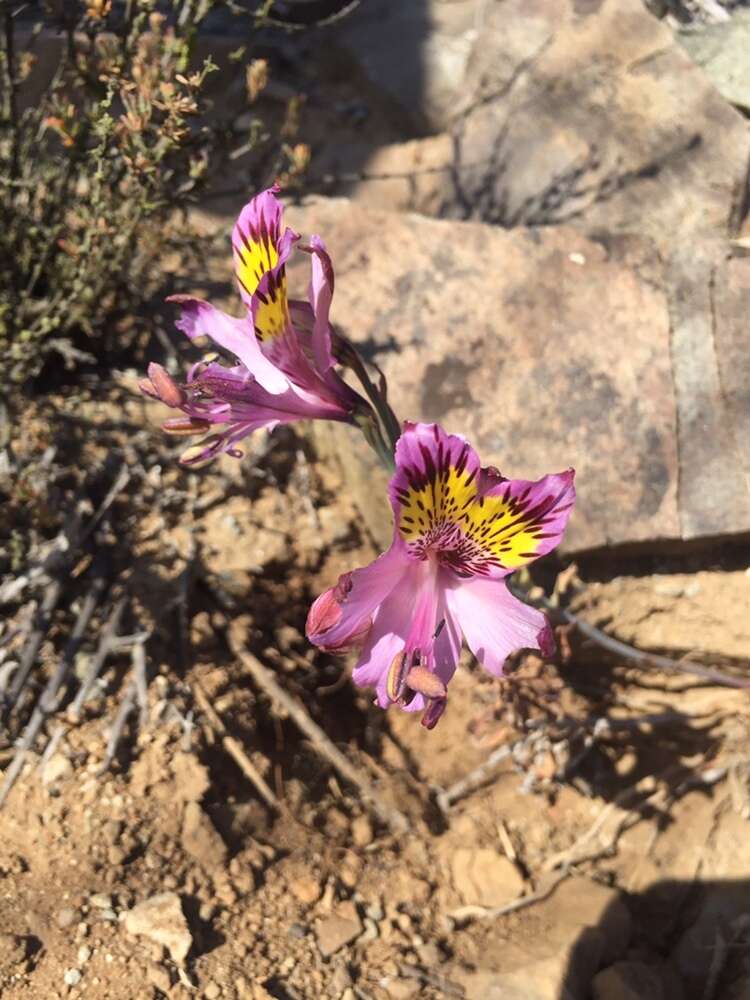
141,186 -> 366,464
307,422 -> 575,728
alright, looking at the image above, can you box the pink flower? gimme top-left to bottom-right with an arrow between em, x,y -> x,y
307,422 -> 575,728
141,186 -> 366,464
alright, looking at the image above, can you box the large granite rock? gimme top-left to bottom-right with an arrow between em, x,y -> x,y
288,197 -> 750,553
678,11 -> 750,113
327,0 -> 750,253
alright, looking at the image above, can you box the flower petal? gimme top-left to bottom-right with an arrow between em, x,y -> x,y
446,576 -> 553,676
307,542 -> 408,655
167,296 -> 289,395
474,468 -> 576,572
307,236 -> 335,373
389,422 -> 575,578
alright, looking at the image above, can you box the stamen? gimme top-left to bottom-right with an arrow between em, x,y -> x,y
421,697 -> 447,730
148,362 -> 186,408
405,666 -> 447,700
386,651 -> 408,702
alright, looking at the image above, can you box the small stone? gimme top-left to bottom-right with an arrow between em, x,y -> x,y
42,754 -> 73,787
351,816 -> 373,848
57,908 -> 78,929
77,946 -> 91,964
204,983 -> 221,999
89,894 -> 112,910
123,893 -> 192,965
315,901 -> 362,958
451,848 -> 524,908
288,923 -> 307,940
63,968 -> 82,986
290,876 -> 321,906
107,847 -> 125,866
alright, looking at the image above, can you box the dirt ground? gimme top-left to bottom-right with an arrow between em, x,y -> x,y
2,375 -> 750,1000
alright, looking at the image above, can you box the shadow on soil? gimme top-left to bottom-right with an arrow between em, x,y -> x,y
557,877 -> 750,1000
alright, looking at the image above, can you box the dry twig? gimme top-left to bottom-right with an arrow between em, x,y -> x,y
227,624 -> 408,834
191,681 -> 280,813
447,868 -> 572,926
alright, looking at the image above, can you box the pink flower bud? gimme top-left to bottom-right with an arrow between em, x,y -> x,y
147,362 -> 186,408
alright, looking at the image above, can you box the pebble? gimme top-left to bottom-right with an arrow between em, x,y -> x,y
204,983 -> 221,999
351,815 -> 374,848
89,894 -> 112,910
56,908 -> 78,929
77,946 -> 91,964
63,968 -> 82,986
288,923 -> 307,940
123,893 -> 192,965
290,876 -> 321,906
314,902 -> 363,958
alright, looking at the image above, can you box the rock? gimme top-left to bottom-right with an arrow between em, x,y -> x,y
123,893 -> 192,965
63,968 -> 82,986
314,901 -> 362,958
453,0 -> 750,249
384,980 -> 421,999
41,754 -> 73,787
327,0 -> 478,130
450,848 -> 524,907
295,196 -> 750,552
351,815 -> 374,848
678,11 -> 750,113
181,801 -> 228,871
290,876 -> 322,906
591,961 -> 666,1000
56,908 -> 78,929
204,983 -> 221,999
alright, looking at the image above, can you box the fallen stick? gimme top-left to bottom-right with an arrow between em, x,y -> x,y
447,868 -> 572,926
68,595 -> 128,721
191,681 -> 280,813
227,625 -> 409,834
2,577 -> 64,718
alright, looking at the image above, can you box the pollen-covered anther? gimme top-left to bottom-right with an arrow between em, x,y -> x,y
405,665 -> 447,700
147,362 -> 186,408
386,650 -> 409,703
162,417 -> 211,436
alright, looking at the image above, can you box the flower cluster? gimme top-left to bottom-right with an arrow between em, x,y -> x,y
143,188 -> 576,729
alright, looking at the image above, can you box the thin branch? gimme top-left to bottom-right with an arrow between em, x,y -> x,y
67,595 -> 128,721
447,868 -> 572,927
191,681 -> 280,813
557,603 -> 750,689
227,624 -> 408,834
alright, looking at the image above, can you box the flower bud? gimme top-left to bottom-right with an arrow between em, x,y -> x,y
147,362 -> 186,408
306,587 -> 343,640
